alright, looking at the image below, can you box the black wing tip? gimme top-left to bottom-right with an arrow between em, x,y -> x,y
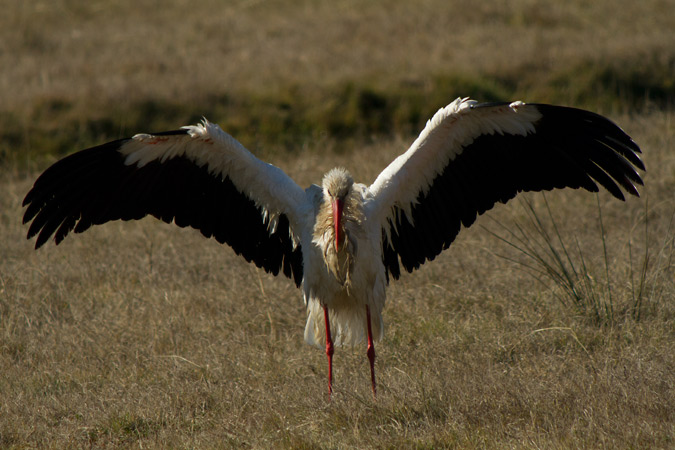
630,149 -> 646,171
22,210 -> 34,225
533,103 -> 646,200
614,190 -> 627,202
21,128 -> 194,252
21,192 -> 33,208
34,230 -> 51,249
475,101 -> 646,172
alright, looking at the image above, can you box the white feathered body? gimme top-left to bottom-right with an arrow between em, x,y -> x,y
302,181 -> 386,348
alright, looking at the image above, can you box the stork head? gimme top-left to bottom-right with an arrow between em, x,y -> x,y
322,167 -> 354,251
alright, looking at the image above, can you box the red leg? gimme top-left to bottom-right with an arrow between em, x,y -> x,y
366,305 -> 377,399
323,305 -> 334,399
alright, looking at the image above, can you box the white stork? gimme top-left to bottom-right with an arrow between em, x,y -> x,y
23,98 -> 644,398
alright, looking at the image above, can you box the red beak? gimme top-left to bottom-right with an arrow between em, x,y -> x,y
332,198 -> 343,251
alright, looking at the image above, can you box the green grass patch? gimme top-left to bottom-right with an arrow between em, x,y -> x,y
4,54 -> 672,169
0,73 -> 511,167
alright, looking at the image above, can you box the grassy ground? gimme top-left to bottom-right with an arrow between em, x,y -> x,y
2,0 -> 674,163
1,0 -> 674,448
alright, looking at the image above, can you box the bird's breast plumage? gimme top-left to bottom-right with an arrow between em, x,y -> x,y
311,185 -> 366,287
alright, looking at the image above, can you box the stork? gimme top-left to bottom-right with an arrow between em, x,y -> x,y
23,98 -> 644,398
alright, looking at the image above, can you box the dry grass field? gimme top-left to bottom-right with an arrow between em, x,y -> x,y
1,0 -> 674,448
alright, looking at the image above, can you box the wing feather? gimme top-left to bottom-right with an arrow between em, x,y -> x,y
367,98 -> 644,279
23,121 -> 306,286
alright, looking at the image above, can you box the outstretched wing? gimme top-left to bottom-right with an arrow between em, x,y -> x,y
367,98 -> 644,279
23,121 -> 306,286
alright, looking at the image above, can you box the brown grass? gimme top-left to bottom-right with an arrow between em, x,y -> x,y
2,0 -> 674,163
1,0 -> 674,448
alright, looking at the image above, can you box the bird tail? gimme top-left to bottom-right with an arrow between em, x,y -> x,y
303,297 -> 383,349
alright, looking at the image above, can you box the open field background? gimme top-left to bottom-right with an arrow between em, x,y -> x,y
1,0 -> 674,448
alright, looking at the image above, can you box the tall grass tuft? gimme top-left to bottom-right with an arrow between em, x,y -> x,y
483,194 -> 670,326
628,201 -> 675,322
